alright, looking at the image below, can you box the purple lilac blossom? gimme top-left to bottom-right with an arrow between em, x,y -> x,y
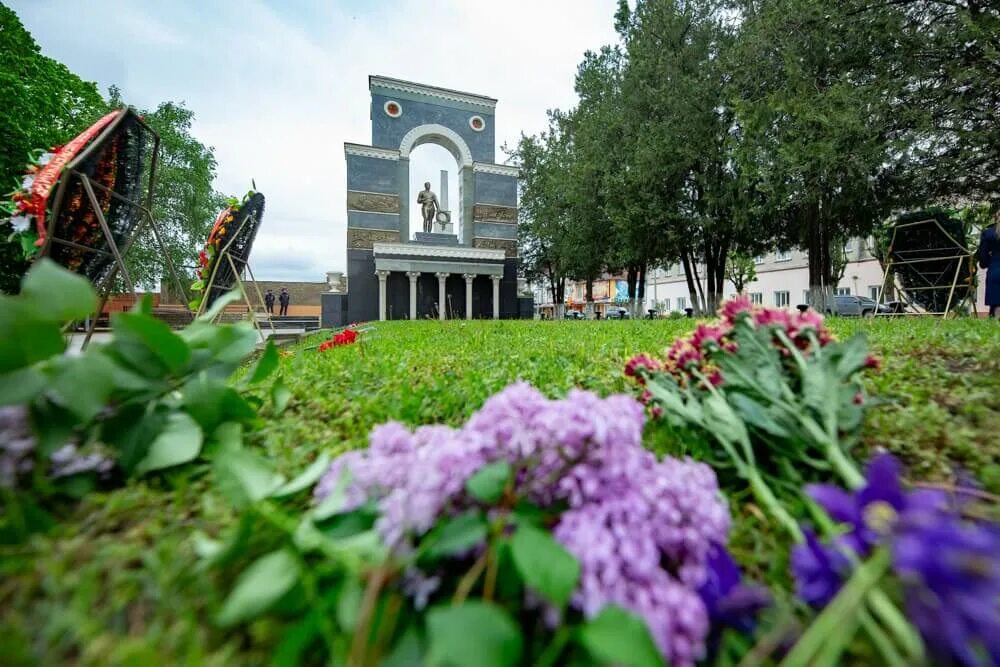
313,382 -> 731,666
0,406 -> 36,488
0,406 -> 113,489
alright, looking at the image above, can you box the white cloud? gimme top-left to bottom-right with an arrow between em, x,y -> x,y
11,0 -> 620,279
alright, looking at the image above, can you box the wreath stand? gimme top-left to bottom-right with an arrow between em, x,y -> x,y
875,217 -> 979,318
193,209 -> 275,345
34,110 -> 190,350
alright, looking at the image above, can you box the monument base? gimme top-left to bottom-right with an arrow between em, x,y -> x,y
413,232 -> 459,246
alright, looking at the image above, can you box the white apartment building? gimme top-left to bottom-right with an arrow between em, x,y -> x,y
647,238 -> 885,313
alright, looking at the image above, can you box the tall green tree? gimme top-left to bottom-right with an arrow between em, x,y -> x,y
566,47 -> 628,315
0,3 -> 106,293
616,0 -> 767,313
730,0 -> 906,309
509,113 -> 575,317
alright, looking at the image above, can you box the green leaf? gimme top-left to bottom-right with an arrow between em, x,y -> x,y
834,334 -> 871,377
214,448 -> 285,507
245,340 -> 279,385
422,511 -> 488,560
335,578 -> 364,631
270,610 -> 321,667
271,376 -> 292,414
427,602 -> 523,667
20,258 -> 97,321
0,366 -> 47,405
380,628 -> 425,667
730,393 -> 790,438
578,606 -> 665,667
0,300 -> 66,372
47,353 -> 117,421
272,452 -> 331,498
112,311 -> 191,374
217,549 -> 301,626
190,280 -> 205,291
133,412 -> 203,476
703,392 -> 750,448
100,405 -> 166,473
465,460 -> 512,503
510,522 -> 580,607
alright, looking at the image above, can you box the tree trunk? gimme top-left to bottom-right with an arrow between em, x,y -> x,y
806,205 -> 834,313
626,265 -> 638,316
680,248 -> 702,314
555,277 -> 566,319
636,264 -> 647,318
585,277 -> 594,317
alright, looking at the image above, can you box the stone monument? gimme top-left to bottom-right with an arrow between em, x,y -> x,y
330,75 -> 530,325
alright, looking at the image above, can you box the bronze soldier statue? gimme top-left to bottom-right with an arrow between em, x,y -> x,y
417,181 -> 439,234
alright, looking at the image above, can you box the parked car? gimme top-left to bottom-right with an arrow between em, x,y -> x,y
830,295 -> 893,317
605,308 -> 630,320
565,310 -> 586,320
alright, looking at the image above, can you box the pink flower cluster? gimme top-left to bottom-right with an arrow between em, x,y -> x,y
626,295 -> 877,393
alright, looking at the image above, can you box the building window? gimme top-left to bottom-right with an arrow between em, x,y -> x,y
775,250 -> 792,262
774,291 -> 790,307
844,239 -> 855,253
677,296 -> 687,311
868,286 -> 881,301
754,255 -> 766,265
803,290 -> 810,305
663,298 -> 670,311
749,292 -> 763,305
836,287 -> 851,296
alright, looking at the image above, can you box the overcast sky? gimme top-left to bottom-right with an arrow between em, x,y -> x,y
12,0 -> 620,281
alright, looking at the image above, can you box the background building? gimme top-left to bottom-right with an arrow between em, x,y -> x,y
532,236 -> 988,316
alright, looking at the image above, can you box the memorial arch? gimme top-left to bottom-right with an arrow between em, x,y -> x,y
333,75 -> 521,324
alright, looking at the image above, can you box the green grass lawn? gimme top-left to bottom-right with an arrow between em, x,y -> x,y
2,318 -> 997,665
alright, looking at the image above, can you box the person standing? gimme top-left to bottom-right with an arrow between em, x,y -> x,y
278,287 -> 290,317
978,221 -> 1000,318
264,289 -> 275,314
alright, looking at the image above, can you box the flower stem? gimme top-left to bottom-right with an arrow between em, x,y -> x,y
866,588 -> 924,661
747,467 -> 802,541
780,548 -> 892,667
452,549 -> 489,605
535,627 -> 571,667
858,608 -> 907,667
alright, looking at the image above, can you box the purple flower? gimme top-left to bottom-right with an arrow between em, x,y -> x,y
790,529 -> 851,609
893,512 -> 1000,667
313,382 -> 732,666
805,454 -> 946,556
698,543 -> 771,636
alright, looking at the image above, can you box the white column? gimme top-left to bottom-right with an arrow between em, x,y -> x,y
436,272 -> 449,320
463,273 -> 475,320
491,275 -> 501,320
376,270 -> 390,321
406,271 -> 420,320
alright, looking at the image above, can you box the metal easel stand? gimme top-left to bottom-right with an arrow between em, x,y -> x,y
38,171 -> 189,351
874,219 -> 979,319
193,213 -> 275,345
